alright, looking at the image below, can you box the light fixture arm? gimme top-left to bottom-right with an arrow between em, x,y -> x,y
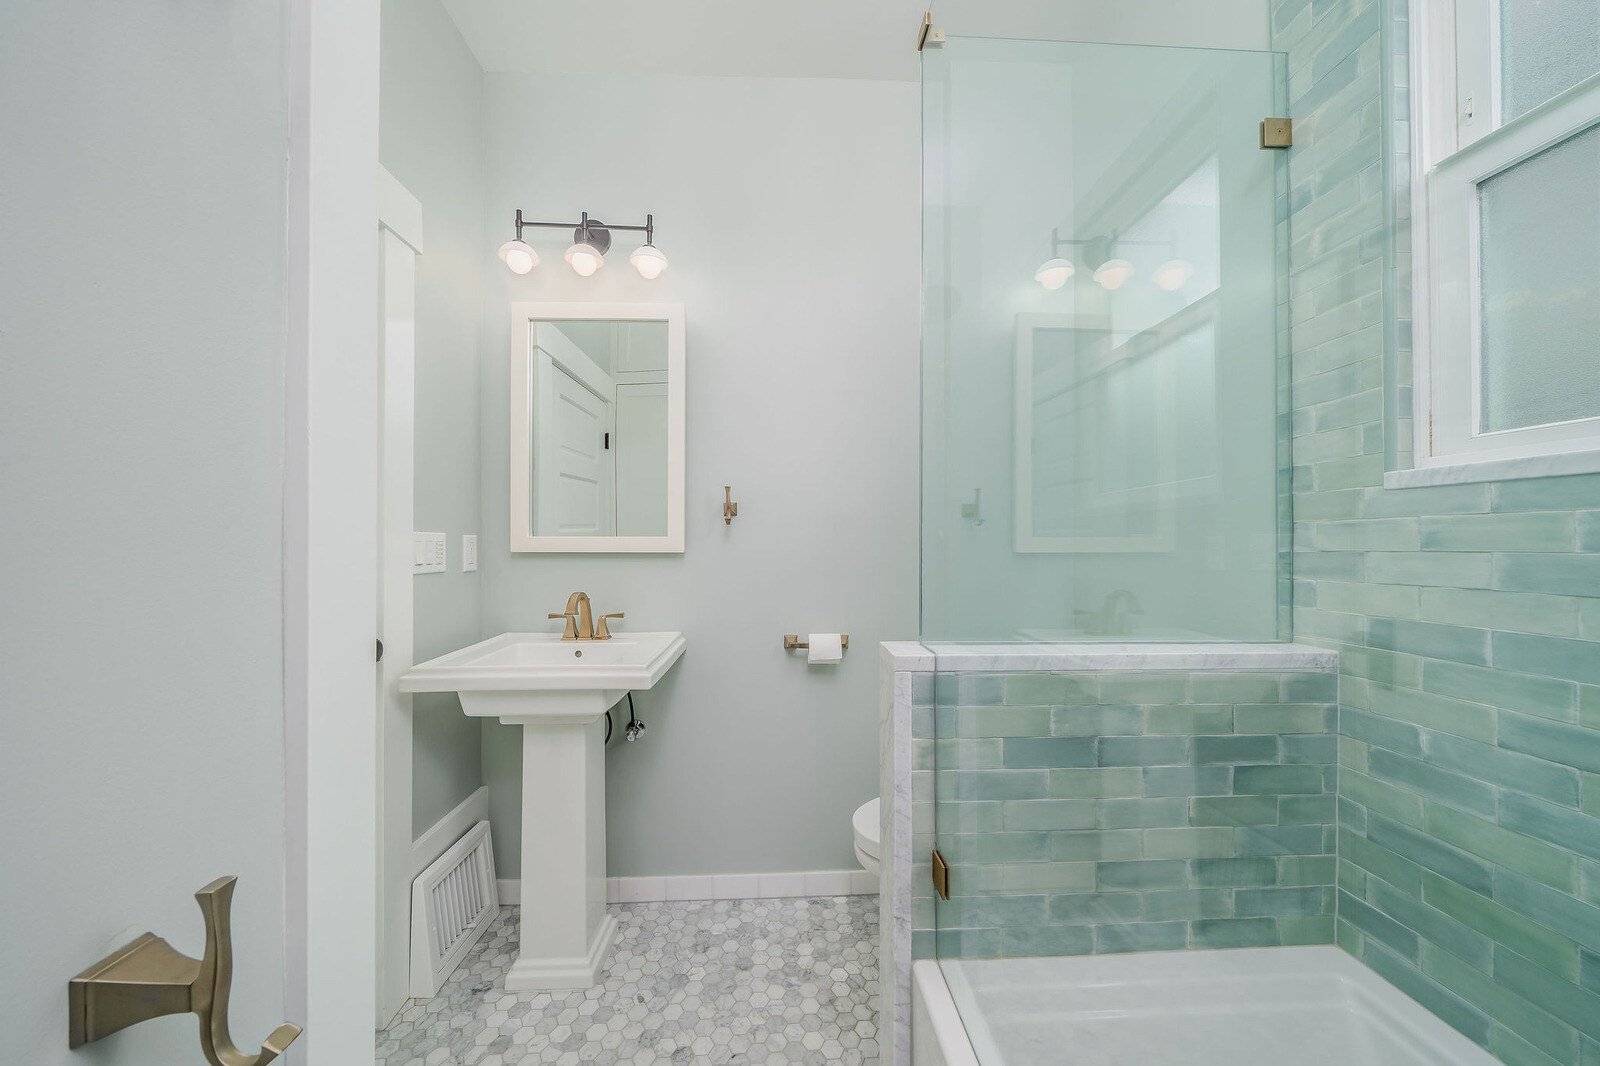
512,209 -> 657,256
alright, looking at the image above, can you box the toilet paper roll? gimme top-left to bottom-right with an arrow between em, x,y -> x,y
807,633 -> 844,664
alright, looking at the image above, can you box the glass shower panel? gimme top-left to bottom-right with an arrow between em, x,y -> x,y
921,37 -> 1289,642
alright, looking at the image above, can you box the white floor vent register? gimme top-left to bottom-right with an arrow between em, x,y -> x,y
410,819 -> 498,997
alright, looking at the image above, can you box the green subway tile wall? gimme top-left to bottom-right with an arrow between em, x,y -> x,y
926,670 -> 1338,958
1275,0 -> 1600,1062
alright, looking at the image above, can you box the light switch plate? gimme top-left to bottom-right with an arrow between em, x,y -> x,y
462,534 -> 478,572
414,531 -> 446,574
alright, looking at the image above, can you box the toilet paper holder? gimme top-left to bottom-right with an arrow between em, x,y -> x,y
784,634 -> 849,651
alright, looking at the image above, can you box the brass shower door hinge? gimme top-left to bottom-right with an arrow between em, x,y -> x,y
1260,117 -> 1293,149
931,848 -> 951,901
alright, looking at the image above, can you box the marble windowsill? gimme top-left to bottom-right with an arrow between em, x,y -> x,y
1383,448 -> 1600,488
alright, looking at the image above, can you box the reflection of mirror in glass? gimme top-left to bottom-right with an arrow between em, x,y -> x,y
529,320 -> 670,537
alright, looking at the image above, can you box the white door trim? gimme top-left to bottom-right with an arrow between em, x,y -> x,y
376,166 -> 422,1028
285,1 -> 381,1062
378,167 -> 424,254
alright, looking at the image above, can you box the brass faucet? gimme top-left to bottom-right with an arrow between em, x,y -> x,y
549,591 -> 624,640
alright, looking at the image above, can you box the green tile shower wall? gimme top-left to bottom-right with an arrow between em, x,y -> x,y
922,671 -> 1337,958
1276,0 -> 1600,1063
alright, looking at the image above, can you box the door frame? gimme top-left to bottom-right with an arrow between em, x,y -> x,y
376,167 -> 423,1028
284,1 -> 382,1061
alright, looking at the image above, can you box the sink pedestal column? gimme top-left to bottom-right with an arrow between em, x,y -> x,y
503,704 -> 618,991
402,633 -> 687,991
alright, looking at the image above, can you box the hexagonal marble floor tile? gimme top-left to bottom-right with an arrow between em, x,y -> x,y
377,895 -> 879,1065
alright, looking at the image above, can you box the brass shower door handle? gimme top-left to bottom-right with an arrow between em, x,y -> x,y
69,875 -> 302,1066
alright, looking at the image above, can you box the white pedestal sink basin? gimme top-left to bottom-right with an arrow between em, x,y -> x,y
400,631 -> 686,990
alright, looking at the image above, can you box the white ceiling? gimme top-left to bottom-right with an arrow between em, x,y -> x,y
439,0 -> 928,82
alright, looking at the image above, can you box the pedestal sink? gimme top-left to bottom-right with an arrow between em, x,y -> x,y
400,631 -> 686,990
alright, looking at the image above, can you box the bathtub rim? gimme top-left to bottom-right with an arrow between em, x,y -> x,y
910,946 -> 1502,1066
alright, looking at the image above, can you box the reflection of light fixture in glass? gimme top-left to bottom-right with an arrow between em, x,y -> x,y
1082,234 -> 1133,290
1034,228 -> 1078,290
1036,228 -> 1172,291
498,238 -> 538,275
497,209 -> 665,279
1152,259 -> 1195,291
1034,258 -> 1074,290
1093,258 -> 1135,290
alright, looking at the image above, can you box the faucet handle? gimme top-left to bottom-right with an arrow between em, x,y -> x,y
595,613 -> 625,640
548,612 -> 579,641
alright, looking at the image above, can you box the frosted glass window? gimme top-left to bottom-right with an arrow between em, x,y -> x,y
1500,0 -> 1600,121
1477,123 -> 1600,433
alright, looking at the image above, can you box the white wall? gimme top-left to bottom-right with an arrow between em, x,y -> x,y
937,0 -> 1270,51
479,72 -> 922,876
379,0 -> 487,836
0,2 -> 290,1061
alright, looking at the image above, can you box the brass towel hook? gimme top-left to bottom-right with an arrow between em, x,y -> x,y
723,485 -> 738,525
69,875 -> 302,1065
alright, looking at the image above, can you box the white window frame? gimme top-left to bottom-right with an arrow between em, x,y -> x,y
1410,0 -> 1600,476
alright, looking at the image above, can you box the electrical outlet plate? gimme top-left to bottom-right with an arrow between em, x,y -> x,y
462,534 -> 478,573
413,532 -> 446,574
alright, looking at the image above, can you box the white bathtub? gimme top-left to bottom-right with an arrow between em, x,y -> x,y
911,948 -> 1499,1066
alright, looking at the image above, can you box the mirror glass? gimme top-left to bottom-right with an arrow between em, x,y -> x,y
511,307 -> 684,552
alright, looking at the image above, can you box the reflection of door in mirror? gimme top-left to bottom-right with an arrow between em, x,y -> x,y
530,321 -> 669,537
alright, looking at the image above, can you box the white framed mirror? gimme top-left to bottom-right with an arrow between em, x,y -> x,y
509,302 -> 685,552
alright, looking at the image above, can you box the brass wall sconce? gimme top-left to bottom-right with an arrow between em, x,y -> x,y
69,875 -> 301,1065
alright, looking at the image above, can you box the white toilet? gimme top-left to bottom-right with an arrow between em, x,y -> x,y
852,798 -> 881,876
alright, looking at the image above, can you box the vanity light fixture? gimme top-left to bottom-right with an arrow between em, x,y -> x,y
498,238 -> 538,275
629,242 -> 669,280
501,209 -> 666,279
564,238 -> 605,277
